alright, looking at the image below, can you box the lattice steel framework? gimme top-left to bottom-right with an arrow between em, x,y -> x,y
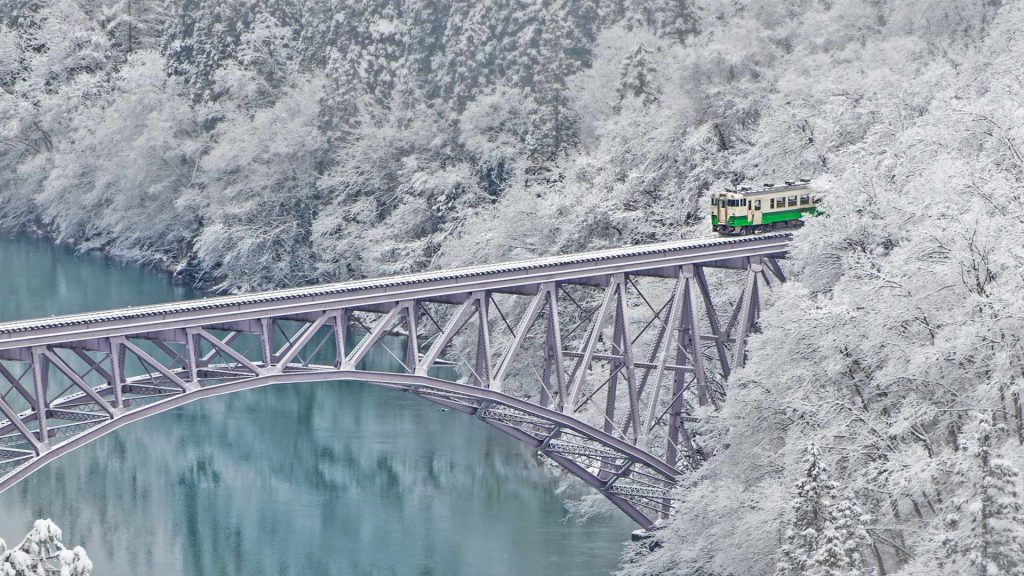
0,234 -> 789,528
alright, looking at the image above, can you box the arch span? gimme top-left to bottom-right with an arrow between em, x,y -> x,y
1,367 -> 679,528
0,234 -> 789,528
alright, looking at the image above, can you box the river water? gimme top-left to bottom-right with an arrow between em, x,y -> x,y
0,235 -> 631,575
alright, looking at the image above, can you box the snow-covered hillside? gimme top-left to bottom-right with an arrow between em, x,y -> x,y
2,1 -> 1024,574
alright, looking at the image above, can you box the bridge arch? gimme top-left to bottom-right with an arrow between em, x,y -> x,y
0,234 -> 789,528
1,368 -> 679,528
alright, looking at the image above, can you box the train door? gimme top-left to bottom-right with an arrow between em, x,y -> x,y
712,195 -> 726,225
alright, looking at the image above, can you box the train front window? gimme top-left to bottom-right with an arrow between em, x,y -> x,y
711,197 -> 718,206
754,200 -> 761,210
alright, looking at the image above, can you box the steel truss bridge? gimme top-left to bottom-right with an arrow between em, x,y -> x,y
0,233 -> 789,529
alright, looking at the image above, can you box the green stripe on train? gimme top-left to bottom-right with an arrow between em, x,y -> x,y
721,206 -> 819,228
762,207 -> 817,224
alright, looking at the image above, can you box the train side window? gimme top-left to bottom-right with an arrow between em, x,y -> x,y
747,200 -> 751,209
800,195 -> 810,206
711,197 -> 718,206
754,200 -> 761,210
770,198 -> 776,209
788,196 -> 797,207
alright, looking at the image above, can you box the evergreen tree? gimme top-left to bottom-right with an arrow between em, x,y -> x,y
502,0 -> 591,161
776,443 -> 869,576
91,0 -> 173,55
162,0 -> 244,100
616,41 -> 659,108
162,0 -> 301,101
940,412 -> 1024,576
654,0 -> 698,43
436,0 -> 501,108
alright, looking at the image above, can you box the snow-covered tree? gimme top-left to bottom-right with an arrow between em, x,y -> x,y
196,75 -> 327,291
38,50 -> 201,265
930,413 -> 1024,576
776,443 -> 869,576
0,519 -> 92,576
616,41 -> 658,108
89,0 -> 173,54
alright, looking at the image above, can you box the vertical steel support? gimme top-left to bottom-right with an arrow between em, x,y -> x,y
544,284 -> 567,410
605,312 -> 622,437
30,347 -> 48,447
682,266 -> 710,407
259,319 -> 275,367
404,302 -> 419,373
612,274 -> 642,444
333,309 -> 348,368
184,329 -> 199,386
474,293 -> 492,387
667,268 -> 700,470
108,338 -> 126,409
732,257 -> 762,368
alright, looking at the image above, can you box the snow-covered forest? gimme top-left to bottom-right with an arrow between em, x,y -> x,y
2,0 -> 1024,574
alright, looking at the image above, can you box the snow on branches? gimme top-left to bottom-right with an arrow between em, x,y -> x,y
0,519 -> 92,576
776,444 -> 870,576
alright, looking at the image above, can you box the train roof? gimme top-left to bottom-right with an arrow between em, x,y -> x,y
723,179 -> 812,197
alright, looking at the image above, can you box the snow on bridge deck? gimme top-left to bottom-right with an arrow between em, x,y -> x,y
0,233 -> 790,350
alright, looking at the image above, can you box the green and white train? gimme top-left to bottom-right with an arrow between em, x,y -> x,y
711,179 -> 820,235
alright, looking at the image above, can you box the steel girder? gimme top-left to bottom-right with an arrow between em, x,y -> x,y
0,235 -> 789,529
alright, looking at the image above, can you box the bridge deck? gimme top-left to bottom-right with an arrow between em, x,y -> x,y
0,233 -> 789,350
